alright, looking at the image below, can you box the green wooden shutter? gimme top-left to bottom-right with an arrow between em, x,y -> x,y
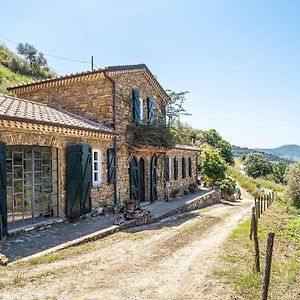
165,156 -> 170,182
182,157 -> 186,179
189,157 -> 192,177
81,144 -> 92,215
132,89 -> 141,122
67,144 -> 92,218
174,157 -> 178,180
107,148 -> 116,183
0,141 -> 7,240
147,96 -> 154,125
130,156 -> 139,201
150,155 -> 158,202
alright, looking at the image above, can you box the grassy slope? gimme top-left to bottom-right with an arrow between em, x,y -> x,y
0,64 -> 33,95
217,162 -> 299,299
215,201 -> 300,299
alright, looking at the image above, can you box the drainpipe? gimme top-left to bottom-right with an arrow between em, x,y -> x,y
104,71 -> 118,205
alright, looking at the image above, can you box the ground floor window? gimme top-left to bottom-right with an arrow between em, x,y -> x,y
92,149 -> 102,186
6,146 -> 58,230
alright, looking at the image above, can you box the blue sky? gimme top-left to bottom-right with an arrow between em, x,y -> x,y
1,0 -> 299,148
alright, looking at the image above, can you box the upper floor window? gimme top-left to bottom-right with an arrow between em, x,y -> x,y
132,89 -> 141,122
92,149 -> 102,186
147,96 -> 154,125
140,97 -> 144,121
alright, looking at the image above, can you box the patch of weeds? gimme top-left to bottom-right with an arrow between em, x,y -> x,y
13,274 -> 26,287
0,281 -> 5,289
30,270 -> 56,283
28,253 -> 59,265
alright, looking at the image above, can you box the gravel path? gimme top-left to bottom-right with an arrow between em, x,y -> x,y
0,189 -> 253,300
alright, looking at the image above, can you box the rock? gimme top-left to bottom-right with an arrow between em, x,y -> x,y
0,254 -> 8,266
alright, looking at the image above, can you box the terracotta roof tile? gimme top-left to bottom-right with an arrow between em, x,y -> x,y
0,94 -> 114,134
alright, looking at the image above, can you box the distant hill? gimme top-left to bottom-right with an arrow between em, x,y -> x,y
232,145 -> 291,163
257,144 -> 300,162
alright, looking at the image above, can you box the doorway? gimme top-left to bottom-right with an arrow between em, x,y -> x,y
138,158 -> 145,202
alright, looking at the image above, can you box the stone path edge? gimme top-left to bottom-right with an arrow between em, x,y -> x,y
9,190 -> 220,266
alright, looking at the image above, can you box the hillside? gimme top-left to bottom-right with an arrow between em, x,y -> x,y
232,145 -> 291,163
0,64 -> 33,94
0,43 -> 55,95
258,144 -> 300,161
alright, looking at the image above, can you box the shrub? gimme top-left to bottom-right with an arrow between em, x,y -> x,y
216,177 -> 236,197
285,162 -> 300,208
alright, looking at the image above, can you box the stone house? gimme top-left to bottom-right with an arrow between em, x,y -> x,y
0,64 -> 199,238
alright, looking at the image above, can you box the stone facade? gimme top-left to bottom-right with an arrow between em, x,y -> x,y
11,65 -> 199,207
0,119 -> 114,218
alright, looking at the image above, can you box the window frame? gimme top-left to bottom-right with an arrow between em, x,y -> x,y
139,97 -> 144,121
92,149 -> 102,186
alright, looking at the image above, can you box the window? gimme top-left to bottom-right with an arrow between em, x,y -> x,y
174,157 -> 178,180
107,148 -> 116,183
92,149 -> 102,186
182,157 -> 186,179
189,157 -> 192,177
164,156 -> 170,182
140,97 -> 144,121
147,96 -> 154,125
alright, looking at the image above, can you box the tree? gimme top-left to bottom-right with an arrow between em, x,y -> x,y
285,162 -> 300,207
17,43 -> 48,69
166,90 -> 191,126
272,162 -> 288,184
201,145 -> 226,184
201,129 -> 234,164
244,153 -> 273,178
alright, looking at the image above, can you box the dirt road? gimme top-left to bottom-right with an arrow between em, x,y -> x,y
0,190 -> 253,300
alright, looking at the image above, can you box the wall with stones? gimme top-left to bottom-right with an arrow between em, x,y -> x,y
109,72 -> 167,202
0,124 -> 115,219
14,75 -> 114,128
165,148 -> 199,198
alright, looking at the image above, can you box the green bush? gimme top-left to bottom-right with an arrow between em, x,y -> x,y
216,176 -> 236,196
285,162 -> 300,208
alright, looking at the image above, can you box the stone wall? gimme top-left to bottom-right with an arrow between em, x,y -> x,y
15,74 -> 114,128
109,72 -> 167,202
0,124 -> 115,218
12,71 -> 200,205
165,148 -> 199,198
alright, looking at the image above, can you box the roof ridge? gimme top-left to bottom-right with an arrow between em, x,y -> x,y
7,64 -> 146,90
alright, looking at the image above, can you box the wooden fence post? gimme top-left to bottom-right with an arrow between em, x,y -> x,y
256,199 -> 260,219
263,195 -> 266,212
253,211 -> 260,273
262,232 -> 275,300
250,206 -> 255,240
260,196 -> 263,214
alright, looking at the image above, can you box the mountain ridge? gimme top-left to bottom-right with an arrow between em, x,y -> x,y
257,144 -> 300,161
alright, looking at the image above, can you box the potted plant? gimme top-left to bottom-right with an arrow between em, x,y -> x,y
172,188 -> 180,198
188,183 -> 198,194
124,198 -> 136,211
102,204 -> 108,216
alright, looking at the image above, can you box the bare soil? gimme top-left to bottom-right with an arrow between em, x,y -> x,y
0,190 -> 253,300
